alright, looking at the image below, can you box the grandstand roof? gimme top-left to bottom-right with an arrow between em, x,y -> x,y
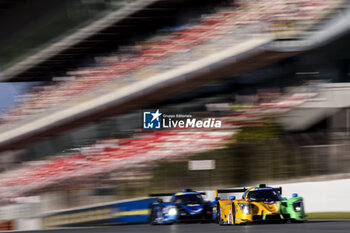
1,0 -> 210,82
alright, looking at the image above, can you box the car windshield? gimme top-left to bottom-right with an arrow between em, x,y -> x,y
247,190 -> 282,202
174,194 -> 204,204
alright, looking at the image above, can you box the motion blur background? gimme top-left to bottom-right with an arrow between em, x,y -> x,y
0,0 -> 350,230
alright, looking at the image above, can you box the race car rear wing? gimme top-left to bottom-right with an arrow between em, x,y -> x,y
149,191 -> 207,197
215,188 -> 247,197
276,187 -> 282,194
149,193 -> 174,197
215,186 -> 282,197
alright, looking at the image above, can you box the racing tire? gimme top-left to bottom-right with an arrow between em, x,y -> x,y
149,206 -> 158,225
232,203 -> 236,225
216,204 -> 220,224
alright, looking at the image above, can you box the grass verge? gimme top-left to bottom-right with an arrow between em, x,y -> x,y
307,212 -> 350,219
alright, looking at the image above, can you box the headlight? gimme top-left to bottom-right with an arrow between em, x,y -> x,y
238,203 -> 251,214
167,207 -> 177,216
293,201 -> 303,212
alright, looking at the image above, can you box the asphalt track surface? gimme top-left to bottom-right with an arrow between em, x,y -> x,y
12,220 -> 350,233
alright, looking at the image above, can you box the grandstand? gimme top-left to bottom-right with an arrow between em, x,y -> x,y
0,85 -> 321,199
0,0 -> 346,151
0,127 -> 235,198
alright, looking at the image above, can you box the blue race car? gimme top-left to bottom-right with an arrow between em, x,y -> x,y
149,189 -> 215,224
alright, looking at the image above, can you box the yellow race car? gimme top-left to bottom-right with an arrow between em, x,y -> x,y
215,184 -> 305,225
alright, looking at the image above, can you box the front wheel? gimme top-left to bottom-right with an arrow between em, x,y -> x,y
149,206 -> 159,225
216,204 -> 220,224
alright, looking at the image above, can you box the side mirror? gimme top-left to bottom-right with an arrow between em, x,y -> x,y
229,196 -> 236,201
215,197 -> 221,201
292,193 -> 298,197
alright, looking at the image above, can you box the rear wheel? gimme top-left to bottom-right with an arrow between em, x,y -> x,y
232,204 -> 236,225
